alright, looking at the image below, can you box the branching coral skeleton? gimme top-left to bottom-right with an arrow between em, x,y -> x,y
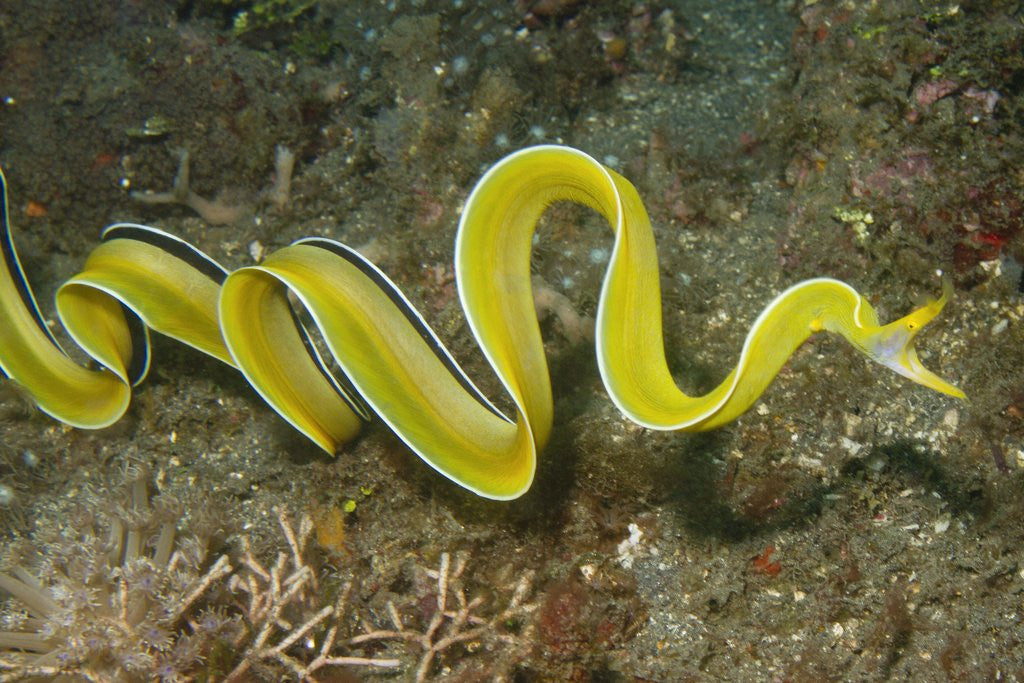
131,145 -> 295,226
226,509 -> 536,682
131,148 -> 250,226
351,551 -> 537,682
224,508 -> 399,681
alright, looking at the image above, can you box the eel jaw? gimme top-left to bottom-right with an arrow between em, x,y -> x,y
884,340 -> 967,399
864,280 -> 966,399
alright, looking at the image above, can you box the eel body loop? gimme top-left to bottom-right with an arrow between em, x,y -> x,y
0,146 -> 964,500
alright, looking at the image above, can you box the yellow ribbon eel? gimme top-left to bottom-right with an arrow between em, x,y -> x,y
0,146 -> 965,499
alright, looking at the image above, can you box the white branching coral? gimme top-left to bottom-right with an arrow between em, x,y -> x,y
352,551 -> 538,682
0,467 -> 235,682
223,508 -> 399,681
131,144 -> 295,226
224,510 -> 537,682
131,148 -> 251,226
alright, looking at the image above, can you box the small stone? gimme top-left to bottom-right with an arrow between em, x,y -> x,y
249,240 -> 266,262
